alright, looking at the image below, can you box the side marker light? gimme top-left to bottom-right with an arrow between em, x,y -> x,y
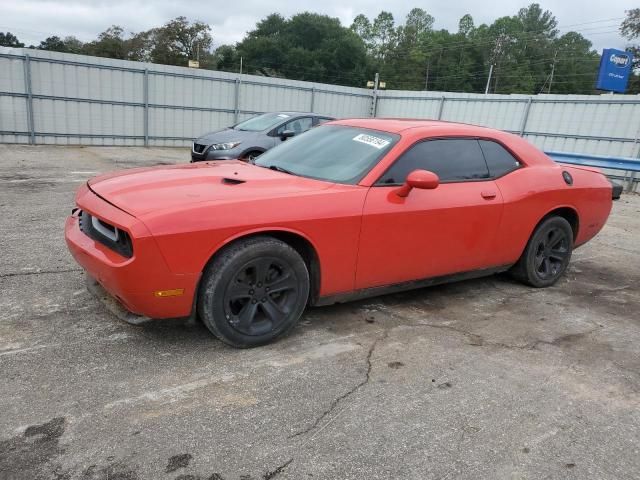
154,289 -> 185,297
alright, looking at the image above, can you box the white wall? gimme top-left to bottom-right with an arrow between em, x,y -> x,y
1,46 -> 639,162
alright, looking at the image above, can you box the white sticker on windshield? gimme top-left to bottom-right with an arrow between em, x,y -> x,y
352,133 -> 390,149
277,114 -> 290,118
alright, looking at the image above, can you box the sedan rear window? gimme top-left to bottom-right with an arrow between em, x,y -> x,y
255,125 -> 399,184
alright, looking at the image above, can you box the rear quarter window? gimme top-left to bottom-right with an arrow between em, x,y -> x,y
479,140 -> 521,178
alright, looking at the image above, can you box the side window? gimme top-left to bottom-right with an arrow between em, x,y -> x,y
479,140 -> 521,177
378,139 -> 490,184
277,117 -> 313,135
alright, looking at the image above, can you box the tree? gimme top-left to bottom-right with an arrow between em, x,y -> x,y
0,32 -> 24,47
214,44 -> 239,72
38,36 -> 66,51
621,8 -> 640,39
621,9 -> 640,94
405,8 -> 434,38
84,26 -> 130,59
517,3 -> 558,38
37,36 -> 84,54
236,12 -> 369,86
351,14 -> 373,55
549,32 -> 599,94
371,12 -> 396,62
7,6 -> 611,94
458,14 -> 475,37
148,17 -> 213,66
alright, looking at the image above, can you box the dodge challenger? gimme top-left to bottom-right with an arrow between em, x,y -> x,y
65,119 -> 615,347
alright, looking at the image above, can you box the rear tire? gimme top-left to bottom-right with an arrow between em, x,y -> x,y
510,216 -> 573,288
197,236 -> 309,348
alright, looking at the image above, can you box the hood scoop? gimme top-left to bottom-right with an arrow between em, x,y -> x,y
222,177 -> 246,185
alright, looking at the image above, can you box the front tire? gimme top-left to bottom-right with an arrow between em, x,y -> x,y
197,237 -> 310,348
242,151 -> 262,162
510,216 -> 573,288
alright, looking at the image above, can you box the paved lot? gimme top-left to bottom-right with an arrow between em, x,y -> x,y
1,144 -> 639,480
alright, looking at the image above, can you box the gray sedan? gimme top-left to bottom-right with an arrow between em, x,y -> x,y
190,112 -> 335,162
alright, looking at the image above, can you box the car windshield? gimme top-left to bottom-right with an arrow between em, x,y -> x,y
234,113 -> 292,132
254,125 -> 399,184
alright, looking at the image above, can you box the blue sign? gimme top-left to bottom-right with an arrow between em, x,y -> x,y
596,48 -> 633,93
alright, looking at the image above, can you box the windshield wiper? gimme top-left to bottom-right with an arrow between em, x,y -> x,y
267,165 -> 295,175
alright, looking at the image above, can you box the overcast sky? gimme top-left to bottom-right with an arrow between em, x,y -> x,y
0,0 -> 633,52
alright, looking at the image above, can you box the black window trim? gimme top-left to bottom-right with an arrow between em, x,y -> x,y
374,135 -> 523,187
269,116 -> 314,137
266,115 -> 302,137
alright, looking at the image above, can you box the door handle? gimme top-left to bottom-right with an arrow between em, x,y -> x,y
481,190 -> 497,200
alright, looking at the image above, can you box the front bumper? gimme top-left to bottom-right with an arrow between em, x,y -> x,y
190,144 -> 244,162
190,151 -> 241,162
65,189 -> 199,319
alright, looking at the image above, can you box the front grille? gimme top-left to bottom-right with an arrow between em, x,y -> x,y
193,143 -> 207,154
79,210 -> 133,258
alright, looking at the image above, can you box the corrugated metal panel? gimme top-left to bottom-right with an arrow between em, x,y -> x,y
0,95 -> 28,134
240,82 -> 311,113
150,73 -> 235,110
30,60 -> 143,102
0,55 -> 26,93
149,108 -> 235,142
313,92 -> 370,118
1,45 -> 639,160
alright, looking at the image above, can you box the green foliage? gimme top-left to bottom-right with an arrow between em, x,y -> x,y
0,32 -> 24,47
37,36 -> 83,53
147,16 -> 213,66
227,12 -> 370,86
351,3 -> 605,94
621,8 -> 640,40
5,5 -> 636,95
83,26 -> 132,59
621,9 -> 640,94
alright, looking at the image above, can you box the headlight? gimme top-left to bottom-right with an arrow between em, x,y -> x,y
210,141 -> 241,150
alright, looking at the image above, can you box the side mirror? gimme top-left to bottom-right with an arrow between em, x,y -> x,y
395,169 -> 439,197
280,130 -> 295,140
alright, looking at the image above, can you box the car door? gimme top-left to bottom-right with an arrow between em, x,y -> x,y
273,117 -> 314,145
355,138 -> 504,289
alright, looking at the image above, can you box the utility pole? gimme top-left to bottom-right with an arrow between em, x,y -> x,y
548,50 -> 558,94
425,60 -> 430,91
485,35 -> 504,94
240,56 -> 243,75
484,64 -> 494,94
367,72 -> 380,117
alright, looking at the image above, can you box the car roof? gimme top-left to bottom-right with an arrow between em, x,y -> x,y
330,118 -> 506,136
276,111 -> 334,118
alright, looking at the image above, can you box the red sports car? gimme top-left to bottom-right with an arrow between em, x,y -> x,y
65,119 -> 615,347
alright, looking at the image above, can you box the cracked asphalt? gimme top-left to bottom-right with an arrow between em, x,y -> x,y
1,144 -> 640,480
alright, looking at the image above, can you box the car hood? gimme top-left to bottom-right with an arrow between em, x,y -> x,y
195,128 -> 262,145
87,161 -> 332,217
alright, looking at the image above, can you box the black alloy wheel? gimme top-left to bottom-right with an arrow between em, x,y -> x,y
510,216 -> 574,287
224,257 -> 299,336
532,226 -> 570,281
198,236 -> 309,347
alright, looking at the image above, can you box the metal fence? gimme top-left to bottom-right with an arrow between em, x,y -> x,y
2,46 -> 640,164
0,47 -> 371,147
